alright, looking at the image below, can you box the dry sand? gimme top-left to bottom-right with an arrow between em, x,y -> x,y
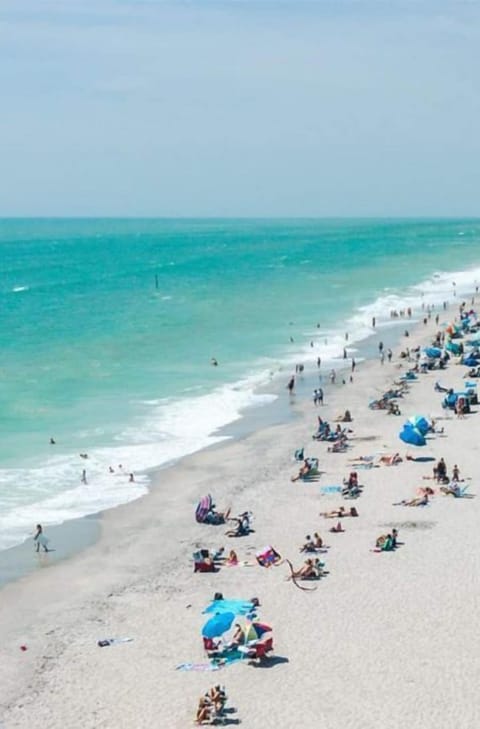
1,316 -> 480,729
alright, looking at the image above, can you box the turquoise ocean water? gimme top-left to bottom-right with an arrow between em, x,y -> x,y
2,218 -> 480,550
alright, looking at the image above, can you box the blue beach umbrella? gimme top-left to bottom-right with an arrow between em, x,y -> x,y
424,347 -> 441,358
408,416 -> 430,435
202,611 -> 235,639
203,599 -> 254,617
399,425 -> 426,447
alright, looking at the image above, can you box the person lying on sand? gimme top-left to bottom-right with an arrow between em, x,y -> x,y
394,494 -> 429,507
379,453 -> 402,466
440,483 -> 464,497
320,506 -> 358,518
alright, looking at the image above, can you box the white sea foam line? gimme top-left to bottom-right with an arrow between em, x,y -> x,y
0,383 -> 277,550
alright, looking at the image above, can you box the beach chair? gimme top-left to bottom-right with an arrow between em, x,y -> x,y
245,636 -> 274,662
194,550 -> 216,573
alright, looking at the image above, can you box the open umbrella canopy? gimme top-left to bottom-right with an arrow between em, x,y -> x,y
408,416 -> 430,435
399,425 -> 426,447
203,599 -> 255,617
424,347 -> 442,358
202,611 -> 235,638
245,621 -> 272,642
195,494 -> 213,523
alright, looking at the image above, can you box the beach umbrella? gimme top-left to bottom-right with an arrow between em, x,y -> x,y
203,599 -> 254,617
424,347 -> 441,358
195,494 -> 212,523
399,425 -> 426,447
408,416 -> 430,435
446,341 -> 461,355
202,611 -> 235,639
245,621 -> 272,642
463,356 -> 478,368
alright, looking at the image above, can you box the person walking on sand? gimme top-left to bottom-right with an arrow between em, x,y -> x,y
34,524 -> 50,553
387,348 -> 392,362
317,387 -> 324,405
351,357 -> 356,373
380,351 -> 385,365
330,369 -> 336,384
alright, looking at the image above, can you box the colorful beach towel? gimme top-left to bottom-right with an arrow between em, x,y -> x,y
321,486 -> 342,494
176,662 -> 220,672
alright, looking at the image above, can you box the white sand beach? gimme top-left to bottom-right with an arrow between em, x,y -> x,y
2,313 -> 480,729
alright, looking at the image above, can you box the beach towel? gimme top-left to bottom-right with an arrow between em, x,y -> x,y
321,486 -> 342,494
97,637 -> 134,647
176,662 -> 220,672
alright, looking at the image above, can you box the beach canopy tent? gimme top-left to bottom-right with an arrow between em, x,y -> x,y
463,356 -> 479,368
202,611 -> 235,639
399,424 -> 426,446
196,494 -> 213,523
408,415 -> 431,435
424,347 -> 442,358
203,599 -> 255,617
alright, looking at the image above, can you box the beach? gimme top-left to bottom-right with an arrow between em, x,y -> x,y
2,309 -> 480,729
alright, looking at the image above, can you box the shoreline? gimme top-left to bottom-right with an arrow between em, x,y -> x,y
1,311 -> 415,589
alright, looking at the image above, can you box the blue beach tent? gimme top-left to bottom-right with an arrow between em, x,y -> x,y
408,415 -> 430,435
399,424 -> 426,447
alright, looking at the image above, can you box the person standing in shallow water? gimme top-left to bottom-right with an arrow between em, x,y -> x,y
287,375 -> 295,395
34,524 -> 50,553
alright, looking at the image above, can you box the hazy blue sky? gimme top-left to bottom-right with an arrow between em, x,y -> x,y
1,0 -> 479,216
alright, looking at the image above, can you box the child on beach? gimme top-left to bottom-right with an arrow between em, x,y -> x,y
34,524 -> 50,553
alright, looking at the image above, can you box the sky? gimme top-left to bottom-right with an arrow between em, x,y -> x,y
1,0 -> 479,217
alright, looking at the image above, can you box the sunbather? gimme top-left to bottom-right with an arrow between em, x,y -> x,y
195,697 -> 212,725
204,506 -> 231,525
379,453 -> 402,466
226,549 -> 238,565
292,459 -> 310,481
320,506 -> 358,518
395,494 -> 429,506
329,521 -> 345,533
440,483 -> 464,497
376,534 -> 394,550
289,558 -> 323,580
206,686 -> 227,714
335,409 -> 352,422
225,512 -> 251,537
300,535 -> 316,553
313,532 -> 323,548
229,624 -> 246,648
